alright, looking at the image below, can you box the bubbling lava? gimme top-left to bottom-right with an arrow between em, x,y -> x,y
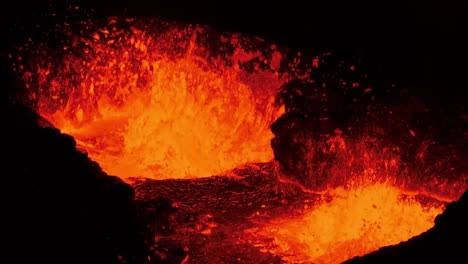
246,135 -> 462,263
247,181 -> 445,264
24,19 -> 286,179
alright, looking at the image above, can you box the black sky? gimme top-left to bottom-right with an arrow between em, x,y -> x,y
1,0 -> 466,101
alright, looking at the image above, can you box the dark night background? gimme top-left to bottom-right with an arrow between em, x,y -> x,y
1,0 -> 466,104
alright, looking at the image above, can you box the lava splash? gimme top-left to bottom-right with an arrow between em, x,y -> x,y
19,18 -> 287,179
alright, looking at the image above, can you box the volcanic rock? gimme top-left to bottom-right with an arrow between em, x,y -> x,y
2,99 -> 148,264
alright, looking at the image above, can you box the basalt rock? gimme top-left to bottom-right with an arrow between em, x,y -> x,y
2,99 -> 148,264
270,54 -> 466,190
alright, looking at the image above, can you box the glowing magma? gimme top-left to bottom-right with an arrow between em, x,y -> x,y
18,17 -> 465,264
28,20 -> 286,179
248,182 -> 444,264
243,134 -> 462,263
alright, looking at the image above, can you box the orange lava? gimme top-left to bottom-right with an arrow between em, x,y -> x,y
247,181 -> 445,264
17,17 -> 466,264
24,19 -> 286,179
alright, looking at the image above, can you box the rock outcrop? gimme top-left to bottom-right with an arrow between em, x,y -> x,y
2,98 -> 148,264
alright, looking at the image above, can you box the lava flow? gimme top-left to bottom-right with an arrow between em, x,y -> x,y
16,17 -> 466,264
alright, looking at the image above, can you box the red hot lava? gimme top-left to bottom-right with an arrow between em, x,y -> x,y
17,17 -> 467,264
21,19 -> 286,180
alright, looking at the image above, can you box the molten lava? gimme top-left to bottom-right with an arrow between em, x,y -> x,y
247,182 -> 444,264
16,17 -> 466,264
24,19 -> 286,179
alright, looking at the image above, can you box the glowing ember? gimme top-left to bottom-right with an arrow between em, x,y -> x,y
22,19 -> 286,179
247,182 -> 444,264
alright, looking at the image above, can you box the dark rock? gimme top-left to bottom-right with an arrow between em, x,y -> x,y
2,99 -> 149,264
150,237 -> 187,264
270,53 -> 466,190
